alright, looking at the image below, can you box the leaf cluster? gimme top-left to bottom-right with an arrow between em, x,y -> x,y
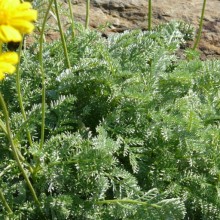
1,21 -> 219,219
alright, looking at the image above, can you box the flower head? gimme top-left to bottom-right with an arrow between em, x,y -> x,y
0,52 -> 18,80
0,0 -> 37,43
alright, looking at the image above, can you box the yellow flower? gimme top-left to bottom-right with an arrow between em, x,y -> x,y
0,52 -> 18,80
0,0 -> 37,43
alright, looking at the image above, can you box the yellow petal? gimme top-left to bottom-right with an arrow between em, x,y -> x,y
13,10 -> 38,21
16,2 -> 33,10
0,52 -> 19,64
0,25 -> 22,42
0,0 -> 20,10
10,20 -> 35,34
0,0 -> 37,40
0,52 -> 18,81
0,62 -> 16,74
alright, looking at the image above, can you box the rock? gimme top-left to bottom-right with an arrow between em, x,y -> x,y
38,0 -> 220,59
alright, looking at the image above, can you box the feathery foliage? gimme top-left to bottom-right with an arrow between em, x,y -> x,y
0,20 -> 219,219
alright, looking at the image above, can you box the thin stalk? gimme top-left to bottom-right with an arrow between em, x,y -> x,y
67,0 -> 75,38
148,0 -> 152,31
53,0 -> 71,68
193,0 -> 207,50
85,0 -> 90,29
39,0 -> 54,150
97,199 -> 161,208
16,41 -> 33,147
0,165 -> 12,178
0,93 -> 40,206
0,118 -> 7,134
0,188 -> 13,214
48,159 -> 77,167
0,118 -> 33,174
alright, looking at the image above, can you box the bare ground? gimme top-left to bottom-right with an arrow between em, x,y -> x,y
34,0 -> 220,59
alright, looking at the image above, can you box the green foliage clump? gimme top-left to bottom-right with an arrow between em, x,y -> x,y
1,21 -> 220,219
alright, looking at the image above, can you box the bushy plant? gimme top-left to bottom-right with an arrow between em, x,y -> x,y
0,6 -> 219,219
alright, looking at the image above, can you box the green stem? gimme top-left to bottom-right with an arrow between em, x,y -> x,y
67,0 -> 75,38
0,165 -> 12,178
0,118 -> 33,174
193,0 -> 207,50
53,0 -> 71,68
48,159 -> 77,167
0,93 -> 40,206
39,0 -> 54,150
85,0 -> 90,29
0,188 -> 13,214
96,199 -> 161,208
0,118 -> 7,134
148,0 -> 152,31
16,41 -> 33,147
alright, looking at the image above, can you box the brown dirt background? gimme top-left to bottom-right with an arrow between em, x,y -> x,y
34,0 -> 220,59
